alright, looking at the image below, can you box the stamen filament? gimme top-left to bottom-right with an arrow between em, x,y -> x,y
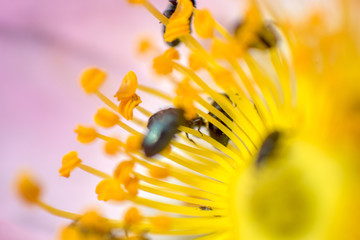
132,197 -> 226,217
139,184 -> 225,208
135,173 -> 224,202
79,164 -> 111,179
138,85 -> 173,101
37,200 -> 80,220
142,0 -> 169,25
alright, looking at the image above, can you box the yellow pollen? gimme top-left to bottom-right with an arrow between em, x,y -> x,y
153,53 -> 174,75
16,172 -> 41,204
125,135 -> 143,152
136,36 -> 155,55
124,207 -> 143,226
164,47 -> 180,60
95,179 -> 126,201
59,226 -> 82,240
174,79 -> 199,119
104,138 -> 122,155
118,93 -> 142,120
127,0 -> 145,4
80,68 -> 106,94
194,9 -> 215,38
148,164 -> 170,179
59,151 -> 82,178
124,176 -> 139,197
209,66 -> 237,89
150,215 -> 172,232
188,52 -> 205,71
114,71 -> 139,101
74,125 -> 97,144
94,107 -> 120,128
163,0 -> 194,42
114,160 -> 135,183
79,210 -> 110,233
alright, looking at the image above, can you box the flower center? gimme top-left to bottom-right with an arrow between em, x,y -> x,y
230,141 -> 342,240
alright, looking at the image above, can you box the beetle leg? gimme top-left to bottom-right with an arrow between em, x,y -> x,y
186,133 -> 197,145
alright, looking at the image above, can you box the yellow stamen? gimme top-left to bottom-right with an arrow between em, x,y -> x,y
194,9 -> 215,38
74,125 -> 97,144
59,151 -> 82,178
104,137 -> 122,155
119,93 -> 142,120
125,135 -> 143,152
113,160 -> 135,183
94,107 -> 120,128
95,179 -> 126,201
150,215 -> 172,232
124,207 -> 143,226
124,176 -> 140,197
164,0 -> 194,42
114,71 -> 139,101
16,172 -> 41,204
148,164 -> 170,179
189,51 -> 206,71
80,68 -> 106,94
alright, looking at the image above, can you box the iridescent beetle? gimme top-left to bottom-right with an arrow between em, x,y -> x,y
142,107 -> 205,157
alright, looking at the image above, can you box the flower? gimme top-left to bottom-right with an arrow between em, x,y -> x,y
17,0 -> 360,239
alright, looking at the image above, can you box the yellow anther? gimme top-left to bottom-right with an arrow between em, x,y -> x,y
137,37 -> 153,54
174,79 -> 198,119
95,179 -> 126,201
148,164 -> 170,179
127,0 -> 145,4
164,48 -> 180,60
194,9 -> 215,38
164,0 -> 194,42
74,125 -> 97,144
211,38 -> 232,59
79,210 -> 110,233
124,207 -> 143,226
150,215 -> 172,232
59,226 -> 82,240
80,68 -> 106,94
114,71 -> 139,101
104,138 -> 122,155
94,108 -> 119,128
16,172 -> 41,204
114,160 -> 135,183
124,176 -> 139,197
153,54 -> 174,75
118,94 -> 142,120
59,151 -> 82,178
189,52 -> 205,71
125,135 -> 143,152
210,66 -> 237,89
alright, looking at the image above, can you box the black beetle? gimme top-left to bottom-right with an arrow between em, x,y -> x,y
162,0 -> 196,47
208,94 -> 233,146
142,107 -> 205,157
234,21 -> 277,50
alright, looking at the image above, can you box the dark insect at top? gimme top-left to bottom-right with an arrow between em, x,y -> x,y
208,94 -> 233,146
142,107 -> 205,157
256,131 -> 281,167
162,0 -> 196,47
234,21 -> 278,50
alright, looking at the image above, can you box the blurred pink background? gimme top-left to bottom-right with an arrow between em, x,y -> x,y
0,0 -> 240,239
